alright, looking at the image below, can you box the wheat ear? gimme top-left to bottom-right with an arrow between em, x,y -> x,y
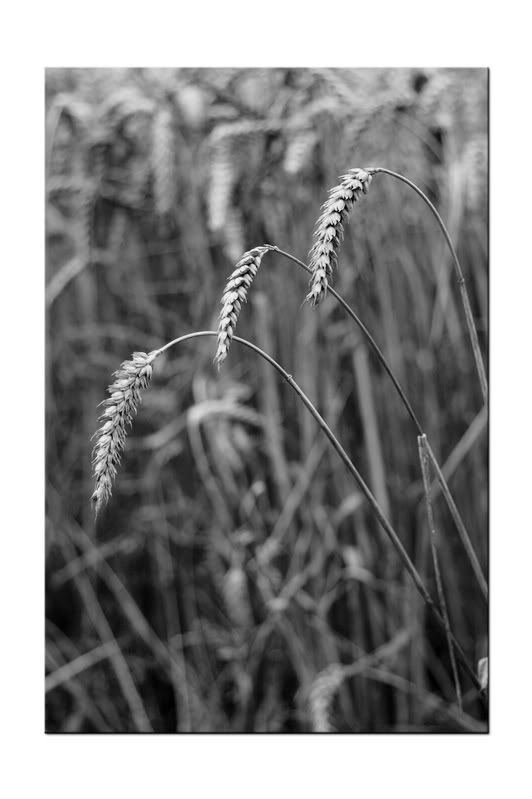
91,350 -> 158,517
306,167 -> 373,306
214,245 -> 273,368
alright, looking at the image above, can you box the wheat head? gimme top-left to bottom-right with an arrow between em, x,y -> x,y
91,350 -> 158,517
214,246 -> 273,368
306,167 -> 373,306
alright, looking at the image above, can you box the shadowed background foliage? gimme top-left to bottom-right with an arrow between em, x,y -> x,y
45,67 -> 488,733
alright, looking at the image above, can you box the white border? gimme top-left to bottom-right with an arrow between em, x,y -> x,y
2,2 -> 532,797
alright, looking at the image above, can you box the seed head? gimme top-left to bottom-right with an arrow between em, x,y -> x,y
91,350 -> 158,517
215,246 -> 272,368
306,167 -> 373,306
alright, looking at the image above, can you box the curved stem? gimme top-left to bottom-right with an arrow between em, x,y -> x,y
418,434 -> 462,710
153,330 -> 480,691
369,167 -> 488,406
424,439 -> 488,599
271,246 -> 487,600
273,247 -> 424,434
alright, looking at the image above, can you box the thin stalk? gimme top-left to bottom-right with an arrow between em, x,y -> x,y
271,246 -> 487,600
153,330 -> 481,691
369,167 -> 488,406
418,434 -> 462,711
424,439 -> 488,600
273,247 -> 424,434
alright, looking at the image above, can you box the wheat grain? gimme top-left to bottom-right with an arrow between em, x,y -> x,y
214,246 -> 273,368
91,350 -> 158,517
306,167 -> 373,306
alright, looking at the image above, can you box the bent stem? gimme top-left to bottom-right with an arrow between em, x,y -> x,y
418,434 -> 462,710
424,438 -> 487,600
154,330 -> 480,691
369,167 -> 488,406
271,246 -> 487,601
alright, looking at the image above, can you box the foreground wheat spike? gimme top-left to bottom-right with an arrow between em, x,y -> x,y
215,245 -> 273,368
91,350 -> 158,517
306,167 -> 373,306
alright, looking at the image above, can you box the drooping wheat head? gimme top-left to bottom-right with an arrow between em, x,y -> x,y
91,350 -> 158,517
214,246 -> 273,368
306,167 -> 373,306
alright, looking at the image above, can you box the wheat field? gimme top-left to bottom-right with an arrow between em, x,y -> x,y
45,67 -> 488,733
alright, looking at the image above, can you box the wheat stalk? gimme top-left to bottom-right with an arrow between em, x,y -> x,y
91,350 -> 158,517
272,246 -> 487,599
306,167 -> 373,306
418,434 -> 462,710
370,167 -> 488,404
97,330 -> 480,693
214,245 -> 273,368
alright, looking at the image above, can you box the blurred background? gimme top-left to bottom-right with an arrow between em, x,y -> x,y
45,67 -> 488,733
